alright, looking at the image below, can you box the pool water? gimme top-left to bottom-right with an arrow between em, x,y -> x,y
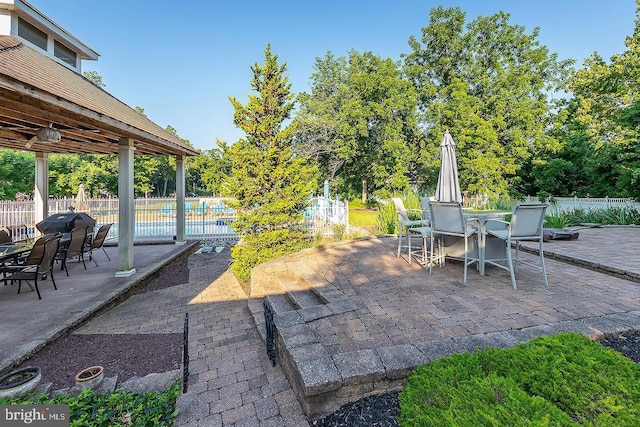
106,219 -> 236,239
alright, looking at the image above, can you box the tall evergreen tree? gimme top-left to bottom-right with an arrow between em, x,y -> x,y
226,45 -> 317,284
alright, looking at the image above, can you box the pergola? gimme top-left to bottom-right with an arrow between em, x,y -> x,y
0,35 -> 199,276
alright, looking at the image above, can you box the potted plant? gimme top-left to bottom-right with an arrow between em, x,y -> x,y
0,366 -> 41,399
74,365 -> 104,390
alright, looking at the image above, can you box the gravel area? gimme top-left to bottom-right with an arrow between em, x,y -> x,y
312,330 -> 640,427
15,255 -> 189,390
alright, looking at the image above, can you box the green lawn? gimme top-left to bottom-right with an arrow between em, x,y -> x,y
349,207 -> 378,229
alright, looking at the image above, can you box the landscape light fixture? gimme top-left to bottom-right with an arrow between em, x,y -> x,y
25,123 -> 61,148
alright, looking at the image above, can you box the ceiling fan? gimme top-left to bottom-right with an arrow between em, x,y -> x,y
25,123 -> 61,149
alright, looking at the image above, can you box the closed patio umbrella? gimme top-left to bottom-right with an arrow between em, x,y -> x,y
74,184 -> 88,209
36,212 -> 96,234
435,131 -> 462,203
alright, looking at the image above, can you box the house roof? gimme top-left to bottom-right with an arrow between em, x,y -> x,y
0,36 -> 199,156
0,0 -> 100,62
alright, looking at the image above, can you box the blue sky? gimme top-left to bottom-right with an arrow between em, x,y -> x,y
30,0 -> 637,151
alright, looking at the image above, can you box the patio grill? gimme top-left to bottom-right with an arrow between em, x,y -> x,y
36,212 -> 96,235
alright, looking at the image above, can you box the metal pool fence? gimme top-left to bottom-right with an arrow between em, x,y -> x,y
0,196 -> 349,243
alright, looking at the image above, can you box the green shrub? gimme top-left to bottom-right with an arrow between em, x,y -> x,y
399,333 -> 640,426
374,192 -> 422,235
401,373 -> 574,426
0,381 -> 180,426
332,223 -> 346,240
313,230 -> 324,246
544,213 -> 566,228
483,198 -> 518,212
375,199 -> 397,234
554,205 -> 640,227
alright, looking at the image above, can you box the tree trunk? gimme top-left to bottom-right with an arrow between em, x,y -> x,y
361,178 -> 368,205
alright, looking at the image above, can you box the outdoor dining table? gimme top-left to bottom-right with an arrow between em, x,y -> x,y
0,243 -> 33,264
474,211 -> 511,276
435,211 -> 510,277
0,243 -> 34,290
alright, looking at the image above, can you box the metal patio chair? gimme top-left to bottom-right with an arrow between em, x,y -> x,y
419,196 -> 435,225
429,201 -> 480,284
0,229 -> 11,244
2,236 -> 60,299
392,198 -> 430,260
57,225 -> 90,276
87,223 -> 113,266
483,203 -> 549,289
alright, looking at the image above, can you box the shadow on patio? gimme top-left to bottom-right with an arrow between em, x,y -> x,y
0,241 -> 197,375
248,226 -> 640,417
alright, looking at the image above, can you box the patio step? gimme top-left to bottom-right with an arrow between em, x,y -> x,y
276,274 -> 324,309
292,265 -> 353,306
249,268 -> 333,341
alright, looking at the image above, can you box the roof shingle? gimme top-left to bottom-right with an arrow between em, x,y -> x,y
0,36 -> 198,156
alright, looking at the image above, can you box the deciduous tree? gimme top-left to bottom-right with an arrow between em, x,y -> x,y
188,141 -> 230,196
0,150 -> 34,199
568,1 -> 640,197
296,51 -> 418,203
404,6 -> 572,200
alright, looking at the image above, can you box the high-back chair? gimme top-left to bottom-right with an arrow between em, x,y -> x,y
0,229 -> 12,244
428,201 -> 480,284
392,198 -> 429,260
419,197 -> 435,224
57,225 -> 89,276
2,236 -> 60,299
483,203 -> 548,289
74,220 -> 95,240
2,233 -> 54,280
12,233 -> 59,267
88,223 -> 113,266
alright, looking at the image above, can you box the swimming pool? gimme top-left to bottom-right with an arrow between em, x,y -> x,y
105,219 -> 237,240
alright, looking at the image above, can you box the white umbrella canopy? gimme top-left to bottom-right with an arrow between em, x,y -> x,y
435,131 -> 463,203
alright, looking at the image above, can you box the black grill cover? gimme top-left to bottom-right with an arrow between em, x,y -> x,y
36,213 -> 96,234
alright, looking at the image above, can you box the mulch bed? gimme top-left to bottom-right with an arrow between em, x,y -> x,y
18,333 -> 183,390
14,256 -> 190,390
310,391 -> 400,427
599,330 -> 640,363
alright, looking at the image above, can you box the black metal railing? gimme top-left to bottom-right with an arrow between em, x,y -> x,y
182,312 -> 189,393
263,299 -> 276,366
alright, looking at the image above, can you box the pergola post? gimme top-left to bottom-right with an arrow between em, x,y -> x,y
115,137 -> 136,277
34,152 -> 49,229
175,155 -> 186,245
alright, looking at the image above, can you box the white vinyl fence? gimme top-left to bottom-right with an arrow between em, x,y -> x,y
524,196 -> 640,212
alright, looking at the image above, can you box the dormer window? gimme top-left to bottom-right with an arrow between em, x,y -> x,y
54,40 -> 76,67
17,17 -> 46,50
2,1 -> 99,73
